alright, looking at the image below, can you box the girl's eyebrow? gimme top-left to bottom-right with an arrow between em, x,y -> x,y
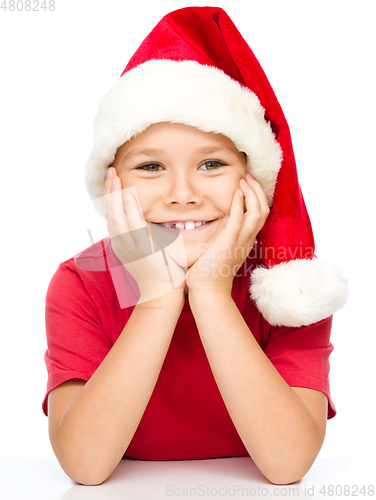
121,148 -> 165,163
196,146 -> 239,156
121,145 -> 239,163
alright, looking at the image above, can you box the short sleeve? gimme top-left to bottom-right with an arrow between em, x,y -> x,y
263,315 -> 336,418
42,261 -> 113,416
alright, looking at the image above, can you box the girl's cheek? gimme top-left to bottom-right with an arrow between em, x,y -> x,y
118,174 -> 131,188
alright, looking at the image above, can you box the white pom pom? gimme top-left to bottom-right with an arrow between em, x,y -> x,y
250,258 -> 349,327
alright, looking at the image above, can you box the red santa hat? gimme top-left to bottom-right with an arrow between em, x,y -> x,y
84,6 -> 348,327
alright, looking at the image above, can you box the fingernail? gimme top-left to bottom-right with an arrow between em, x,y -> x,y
125,194 -> 129,203
111,178 -> 115,187
246,172 -> 253,180
107,169 -> 113,178
242,179 -> 249,186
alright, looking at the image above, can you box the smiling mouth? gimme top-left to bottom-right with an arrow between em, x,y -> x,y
152,219 -> 217,232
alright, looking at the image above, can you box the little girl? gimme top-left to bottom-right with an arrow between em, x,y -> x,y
43,6 -> 348,486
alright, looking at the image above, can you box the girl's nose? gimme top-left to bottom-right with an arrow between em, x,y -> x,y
163,176 -> 204,205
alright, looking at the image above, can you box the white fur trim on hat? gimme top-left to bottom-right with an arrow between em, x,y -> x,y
84,59 -> 282,217
249,258 -> 349,327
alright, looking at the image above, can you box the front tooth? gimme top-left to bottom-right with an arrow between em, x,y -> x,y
185,221 -> 195,230
173,221 -> 206,230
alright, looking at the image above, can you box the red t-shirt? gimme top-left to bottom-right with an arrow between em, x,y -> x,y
43,237 -> 336,461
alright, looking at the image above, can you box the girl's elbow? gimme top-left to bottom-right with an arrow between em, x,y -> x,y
262,430 -> 324,484
50,429 -> 119,486
61,461 -> 114,487
73,474 -> 108,487
261,457 -> 314,485
51,440 -> 115,486
264,469 -> 305,486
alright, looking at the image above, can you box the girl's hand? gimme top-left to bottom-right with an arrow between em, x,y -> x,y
104,167 -> 187,303
186,173 -> 270,295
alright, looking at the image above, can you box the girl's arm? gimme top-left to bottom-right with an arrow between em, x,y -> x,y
189,290 -> 327,485
48,289 -> 185,486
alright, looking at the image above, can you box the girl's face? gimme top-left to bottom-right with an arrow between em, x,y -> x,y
112,122 -> 247,268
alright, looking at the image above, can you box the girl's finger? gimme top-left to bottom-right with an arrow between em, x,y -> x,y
104,170 -> 116,234
122,192 -> 153,257
123,192 -> 147,232
242,177 -> 262,218
223,188 -> 246,242
109,175 -> 129,237
238,177 -> 265,241
245,173 -> 270,218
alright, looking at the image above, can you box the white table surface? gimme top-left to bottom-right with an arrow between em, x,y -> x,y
0,456 -> 374,499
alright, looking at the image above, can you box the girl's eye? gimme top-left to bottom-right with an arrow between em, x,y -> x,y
136,163 -> 163,172
136,160 -> 224,172
199,160 -> 224,171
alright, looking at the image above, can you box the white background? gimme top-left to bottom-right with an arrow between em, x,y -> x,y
0,0 -> 375,472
